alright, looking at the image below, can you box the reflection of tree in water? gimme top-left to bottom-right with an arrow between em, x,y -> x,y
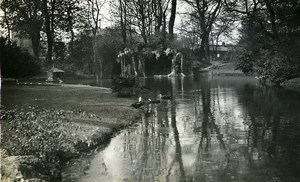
120,99 -> 175,181
190,81 -> 300,181
157,99 -> 169,128
116,77 -> 299,181
166,99 -> 186,182
236,84 -> 300,180
192,81 -> 231,181
120,77 -> 188,181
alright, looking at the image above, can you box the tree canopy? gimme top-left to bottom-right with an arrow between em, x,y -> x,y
1,0 -> 299,82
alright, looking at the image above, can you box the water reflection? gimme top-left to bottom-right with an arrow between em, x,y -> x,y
67,76 -> 300,182
166,99 -> 186,182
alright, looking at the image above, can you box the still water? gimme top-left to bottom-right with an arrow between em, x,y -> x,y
63,75 -> 300,182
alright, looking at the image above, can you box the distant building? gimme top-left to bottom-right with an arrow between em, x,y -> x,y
209,44 -> 238,61
11,32 -> 34,55
0,9 -> 34,55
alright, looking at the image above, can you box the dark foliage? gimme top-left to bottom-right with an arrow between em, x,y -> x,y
0,37 -> 41,78
255,50 -> 299,85
112,77 -> 137,91
0,106 -> 75,180
233,0 -> 300,85
0,105 -> 105,180
111,77 -> 139,97
234,50 -> 254,75
112,77 -> 155,98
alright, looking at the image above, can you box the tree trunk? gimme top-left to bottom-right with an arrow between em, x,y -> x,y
42,0 -> 55,64
92,34 -> 99,80
44,11 -> 52,63
67,5 -> 74,57
140,3 -> 147,45
3,8 -> 11,41
162,12 -> 167,39
203,32 -> 210,61
50,0 -> 55,60
264,0 -> 279,40
169,0 -> 177,36
200,31 -> 210,62
31,32 -> 40,57
155,0 -> 163,33
119,0 -> 127,45
70,29 -> 74,56
154,0 -> 158,32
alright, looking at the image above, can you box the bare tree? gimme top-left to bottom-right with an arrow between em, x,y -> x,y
184,0 -> 222,62
210,8 -> 237,53
62,0 -> 83,57
153,0 -> 170,33
121,0 -> 152,45
224,0 -> 279,40
111,0 -> 173,46
42,0 -> 58,64
85,0 -> 106,79
109,0 -> 128,45
119,0 -> 127,45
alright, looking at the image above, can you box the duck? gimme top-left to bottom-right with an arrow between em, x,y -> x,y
147,98 -> 161,104
131,96 -> 144,109
158,94 -> 172,100
145,99 -> 155,117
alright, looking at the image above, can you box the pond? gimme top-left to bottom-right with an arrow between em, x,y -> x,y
62,75 -> 300,182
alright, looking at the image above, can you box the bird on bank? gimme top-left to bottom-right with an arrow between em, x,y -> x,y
131,96 -> 144,109
131,96 -> 161,109
158,94 -> 172,100
145,99 -> 156,117
147,98 -> 160,104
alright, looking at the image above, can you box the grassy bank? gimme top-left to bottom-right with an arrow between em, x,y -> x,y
1,84 -> 141,181
200,61 -> 245,76
281,77 -> 300,89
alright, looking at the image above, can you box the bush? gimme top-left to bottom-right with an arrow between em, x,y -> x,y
234,50 -> 254,75
256,50 -> 298,85
0,37 -> 41,78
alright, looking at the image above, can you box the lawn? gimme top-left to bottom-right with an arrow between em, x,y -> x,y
1,84 -> 138,122
1,84 -> 141,181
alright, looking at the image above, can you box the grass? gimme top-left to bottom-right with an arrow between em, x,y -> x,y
1,84 -> 139,123
1,84 -> 141,181
209,61 -> 245,76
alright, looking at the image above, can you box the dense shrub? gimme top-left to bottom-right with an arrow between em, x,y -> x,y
234,50 -> 254,75
255,50 -> 298,85
235,48 -> 299,85
0,37 -> 41,78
